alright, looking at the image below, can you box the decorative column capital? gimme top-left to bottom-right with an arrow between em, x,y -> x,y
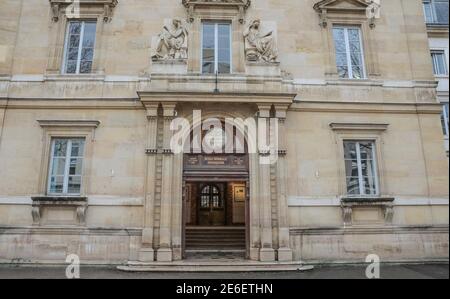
256,104 -> 272,118
161,103 -> 177,117
143,102 -> 158,120
273,104 -> 289,117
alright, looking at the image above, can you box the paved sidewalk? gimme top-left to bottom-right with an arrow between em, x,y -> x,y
0,263 -> 448,279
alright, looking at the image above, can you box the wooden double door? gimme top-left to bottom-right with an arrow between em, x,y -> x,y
197,183 -> 226,226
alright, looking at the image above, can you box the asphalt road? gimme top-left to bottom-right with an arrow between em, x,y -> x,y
0,263 -> 448,279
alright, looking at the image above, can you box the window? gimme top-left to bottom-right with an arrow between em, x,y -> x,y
48,138 -> 85,195
431,51 -> 448,75
332,26 -> 366,79
442,103 -> 449,136
62,21 -> 97,74
200,185 -> 223,208
423,0 -> 449,24
344,141 -> 379,196
202,22 -> 231,74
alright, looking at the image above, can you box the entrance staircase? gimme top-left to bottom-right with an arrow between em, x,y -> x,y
185,227 -> 246,259
118,226 -> 314,272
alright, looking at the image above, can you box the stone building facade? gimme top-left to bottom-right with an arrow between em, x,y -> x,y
0,0 -> 448,265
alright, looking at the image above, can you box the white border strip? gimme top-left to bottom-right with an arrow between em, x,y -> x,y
288,196 -> 449,207
0,197 -> 31,205
0,196 -> 144,206
0,196 -> 446,207
288,197 -> 341,207
88,196 -> 144,206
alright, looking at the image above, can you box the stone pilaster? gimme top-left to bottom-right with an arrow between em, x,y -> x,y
249,152 -> 261,261
157,103 -> 177,262
139,103 -> 159,262
257,104 -> 275,262
171,150 -> 184,261
274,105 -> 293,261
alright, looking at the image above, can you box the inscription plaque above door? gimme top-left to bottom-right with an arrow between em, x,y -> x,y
184,154 -> 248,171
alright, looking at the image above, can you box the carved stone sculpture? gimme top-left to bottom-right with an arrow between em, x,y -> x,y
152,19 -> 188,61
244,19 -> 278,63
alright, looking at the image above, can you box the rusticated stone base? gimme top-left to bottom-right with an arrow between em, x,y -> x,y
0,227 -> 142,264
0,226 -> 447,265
156,248 -> 173,262
259,248 -> 276,262
289,225 -> 449,263
139,248 -> 155,262
278,247 -> 293,262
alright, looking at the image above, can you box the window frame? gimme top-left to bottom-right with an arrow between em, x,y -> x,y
37,120 -> 99,197
332,25 -> 367,79
200,21 -> 232,74
330,125 -> 387,198
442,103 -> 450,137
431,50 -> 448,76
61,20 -> 97,75
423,0 -> 449,25
343,140 -> 380,196
47,138 -> 86,196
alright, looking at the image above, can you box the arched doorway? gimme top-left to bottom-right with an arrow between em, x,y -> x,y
182,121 -> 249,259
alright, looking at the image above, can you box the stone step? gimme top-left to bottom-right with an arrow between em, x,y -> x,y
186,239 -> 245,243
186,245 -> 245,249
186,233 -> 246,237
119,261 -> 314,272
186,232 -> 245,236
185,227 -> 246,250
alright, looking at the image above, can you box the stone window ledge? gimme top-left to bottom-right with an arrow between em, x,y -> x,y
341,196 -> 394,226
31,196 -> 88,226
326,79 -> 384,87
44,73 -> 106,82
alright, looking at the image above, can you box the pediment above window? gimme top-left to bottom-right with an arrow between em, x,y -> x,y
313,0 -> 380,28
314,0 -> 370,11
49,0 -> 118,22
182,0 -> 251,23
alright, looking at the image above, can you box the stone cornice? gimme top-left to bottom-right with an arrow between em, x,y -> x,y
182,0 -> 251,9
289,225 -> 449,236
49,0 -> 119,22
329,122 -> 389,132
426,24 -> 450,38
138,91 -> 297,105
313,0 -> 370,12
0,226 -> 143,236
31,196 -> 88,204
291,101 -> 443,115
313,0 -> 377,28
37,119 -> 101,128
182,0 -> 251,23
